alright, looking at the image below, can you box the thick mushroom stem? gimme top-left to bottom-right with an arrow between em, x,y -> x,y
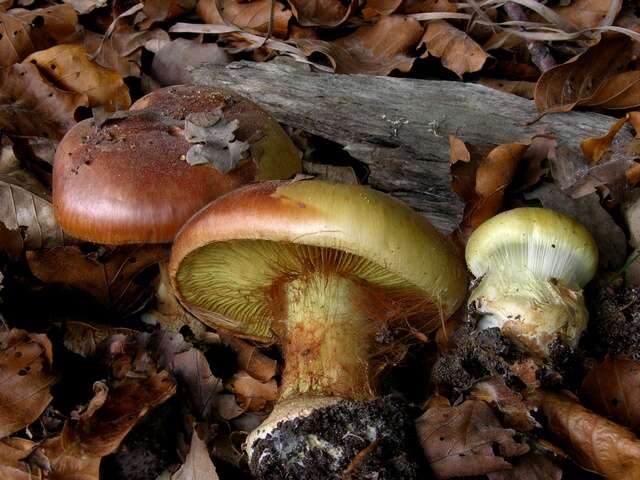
279,271 -> 374,401
469,267 -> 588,358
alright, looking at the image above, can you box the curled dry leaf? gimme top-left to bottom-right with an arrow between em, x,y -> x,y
582,70 -> 640,110
448,134 -> 470,164
288,0 -> 357,27
541,390 -> 640,479
25,44 -> 131,112
554,0 -> 623,29
0,437 -> 44,479
0,165 -> 70,252
39,435 -> 100,480
581,355 -> 640,431
217,0 -> 291,37
63,321 -> 137,358
534,34 -> 635,113
297,15 -> 423,75
471,377 -> 540,431
0,329 -> 55,438
151,38 -> 231,86
219,333 -> 276,382
140,0 -> 197,29
172,426 -> 219,480
420,20 -> 488,78
0,62 -> 88,140
0,4 -> 77,67
416,399 -> 529,479
27,245 -> 167,315
362,0 -> 403,17
62,372 -> 176,457
581,116 -> 627,164
225,372 -> 278,401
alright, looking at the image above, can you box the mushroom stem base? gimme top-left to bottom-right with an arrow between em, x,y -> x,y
278,270 -> 374,400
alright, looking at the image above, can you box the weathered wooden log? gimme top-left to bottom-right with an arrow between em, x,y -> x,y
190,61 -> 624,233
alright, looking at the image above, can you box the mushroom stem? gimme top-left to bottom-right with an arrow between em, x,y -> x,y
279,270 -> 374,401
469,267 -> 588,358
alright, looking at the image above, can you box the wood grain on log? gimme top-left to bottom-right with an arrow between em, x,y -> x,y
190,61 -> 624,233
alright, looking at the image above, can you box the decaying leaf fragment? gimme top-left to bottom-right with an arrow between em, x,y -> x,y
581,355 -> 640,431
581,116 -> 627,164
0,437 -> 46,479
420,21 -> 488,78
471,377 -> 540,431
287,0 -> 357,27
214,0 -> 291,37
553,0 -> 623,29
171,427 -> 219,480
296,15 -> 423,75
184,110 -> 250,173
0,329 -> 55,438
219,332 -> 277,382
25,44 -> 131,112
416,398 -> 529,478
541,390 -> 640,479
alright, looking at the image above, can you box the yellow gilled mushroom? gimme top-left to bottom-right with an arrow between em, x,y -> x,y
466,208 -> 598,359
169,179 -> 467,478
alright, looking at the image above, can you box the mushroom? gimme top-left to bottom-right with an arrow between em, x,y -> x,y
465,208 -> 598,359
169,179 -> 468,478
53,85 -> 301,244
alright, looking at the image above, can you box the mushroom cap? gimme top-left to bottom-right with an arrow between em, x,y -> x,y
53,85 -> 300,244
169,179 -> 468,341
466,208 -> 598,288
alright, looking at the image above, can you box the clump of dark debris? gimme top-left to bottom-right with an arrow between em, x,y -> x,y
590,285 -> 640,360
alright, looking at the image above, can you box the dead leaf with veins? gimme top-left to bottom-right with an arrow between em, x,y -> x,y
171,426 -> 219,480
214,0 -> 291,37
288,0 -> 358,27
0,329 -> 56,439
487,452 -> 562,480
553,0 -> 622,29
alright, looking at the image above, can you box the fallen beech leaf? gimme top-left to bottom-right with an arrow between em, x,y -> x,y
39,436 -> 100,480
140,0 -> 197,29
195,0 -> 224,23
541,390 -> 640,479
172,427 -> 219,480
63,321 -> 137,358
534,34 -> 635,113
471,377 -> 540,431
511,135 -> 555,193
150,331 -> 225,420
416,399 -> 529,478
27,245 -> 166,314
554,0 -> 622,29
288,0 -> 357,26
478,78 -> 535,99
0,329 -> 55,438
63,373 -> 176,457
362,0 -> 402,17
0,165 -> 70,252
449,135 -> 470,164
0,62 -> 88,140
225,372 -> 278,401
0,438 -> 44,479
219,333 -> 277,382
63,0 -> 107,15
581,355 -> 640,431
487,452 -> 562,480
0,4 -> 77,66
581,116 -> 627,164
404,0 -> 457,14
297,15 -> 423,75
217,0 -> 291,37
582,71 -> 640,110
25,44 -> 131,112
151,38 -> 231,86
420,20 -> 488,78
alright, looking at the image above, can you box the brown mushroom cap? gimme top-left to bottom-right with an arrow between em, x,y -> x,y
169,179 -> 468,341
53,85 -> 301,244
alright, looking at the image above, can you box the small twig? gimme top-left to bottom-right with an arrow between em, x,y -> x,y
503,1 -> 557,72
258,0 -> 276,48
340,439 -> 381,479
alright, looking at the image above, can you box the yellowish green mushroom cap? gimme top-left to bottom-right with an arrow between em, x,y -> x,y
466,208 -> 598,358
170,179 -> 468,343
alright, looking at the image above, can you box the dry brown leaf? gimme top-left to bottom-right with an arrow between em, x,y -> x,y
219,333 -> 277,382
297,15 -> 423,75
0,4 -> 77,67
541,390 -> 640,479
628,111 -> 640,137
420,20 -> 488,78
25,44 -> 131,112
0,165 -> 70,252
416,399 -> 529,478
195,0 -> 224,23
362,0 -> 402,17
63,321 -> 137,358
471,377 -> 540,431
225,372 -> 278,401
0,329 -> 55,438
581,355 -> 640,431
478,78 -> 535,99
403,0 -> 457,14
0,62 -> 88,140
140,0 -> 197,29
581,116 -> 627,164
0,438 -> 43,479
534,34 -> 635,113
27,245 -> 166,314
172,427 -> 219,480
582,71 -> 640,109
63,0 -> 107,15
151,38 -> 231,86
39,436 -> 100,480
63,373 -> 176,457
554,0 -> 622,29
487,452 -> 562,480
288,0 -> 357,26
218,0 -> 291,37
448,134 -> 470,164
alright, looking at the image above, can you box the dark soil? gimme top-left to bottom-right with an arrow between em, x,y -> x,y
249,395 -> 427,480
590,285 -> 640,360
